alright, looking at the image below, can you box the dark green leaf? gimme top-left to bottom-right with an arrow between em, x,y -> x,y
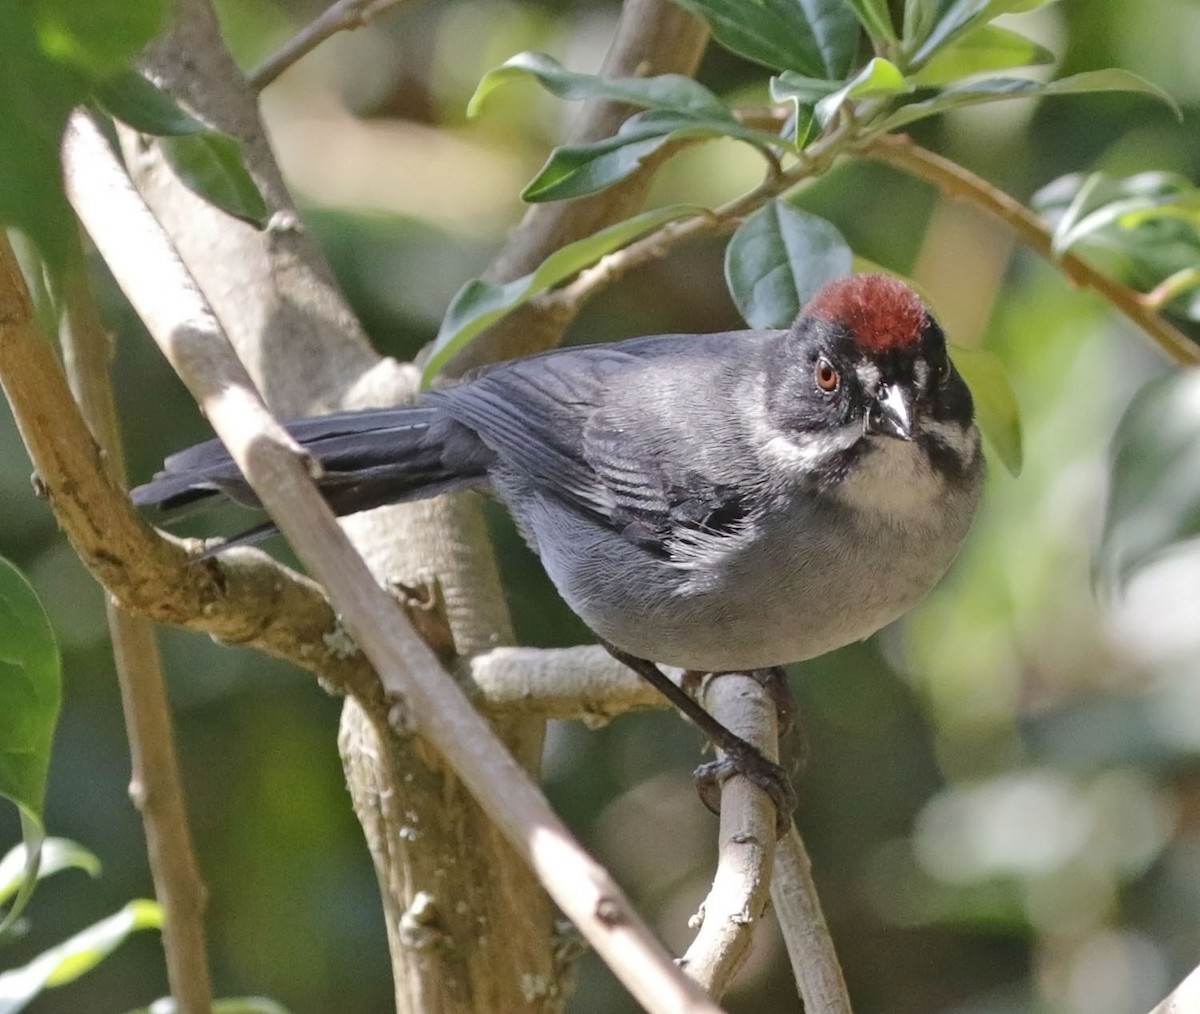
522,110 -> 783,203
31,0 -> 166,76
160,133 -> 269,228
910,25 -> 1054,87
949,345 -> 1022,476
0,556 -> 60,935
878,69 -> 1179,132
0,556 -> 61,825
724,200 -> 852,328
671,0 -> 859,77
0,900 -> 163,1010
1099,370 -> 1200,588
423,205 -> 704,385
844,0 -> 898,42
94,70 -> 210,136
469,51 -> 733,121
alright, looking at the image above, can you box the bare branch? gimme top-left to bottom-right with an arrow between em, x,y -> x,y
862,135 -> 1200,366
468,645 -> 671,721
62,109 -> 726,1014
248,0 -> 414,92
681,674 -> 781,997
772,828 -> 853,1014
57,240 -> 213,1013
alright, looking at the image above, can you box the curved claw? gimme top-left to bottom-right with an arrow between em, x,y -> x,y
694,743 -> 797,838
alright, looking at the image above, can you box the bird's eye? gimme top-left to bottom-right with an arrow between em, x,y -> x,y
814,358 -> 840,393
936,355 -> 952,385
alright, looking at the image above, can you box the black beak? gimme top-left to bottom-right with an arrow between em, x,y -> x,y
866,384 -> 915,441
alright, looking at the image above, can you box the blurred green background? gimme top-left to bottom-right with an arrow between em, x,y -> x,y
4,0 -> 1200,1011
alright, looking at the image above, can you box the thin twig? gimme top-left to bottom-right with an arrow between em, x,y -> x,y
248,0 -> 412,91
56,239 -> 214,1013
862,135 -> 1200,366
62,108 -> 725,1014
772,828 -> 853,1014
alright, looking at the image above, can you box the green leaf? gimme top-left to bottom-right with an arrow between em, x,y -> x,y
909,24 -> 1054,87
0,0 -> 90,267
844,0 -> 898,42
1098,370 -> 1200,588
93,70 -> 211,136
950,344 -> 1022,476
0,900 -> 163,1012
521,110 -> 784,203
468,51 -> 733,121
30,0 -> 167,76
815,57 -> 908,126
906,0 -> 1059,66
879,69 -> 1179,132
670,0 -> 860,78
0,838 -> 101,908
724,201 -> 853,328
423,205 -> 704,386
0,556 -> 61,829
160,133 -> 270,228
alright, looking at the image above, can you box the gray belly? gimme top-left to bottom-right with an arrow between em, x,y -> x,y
526,487 -> 978,672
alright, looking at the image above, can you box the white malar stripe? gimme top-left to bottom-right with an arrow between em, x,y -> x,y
762,423 -> 862,473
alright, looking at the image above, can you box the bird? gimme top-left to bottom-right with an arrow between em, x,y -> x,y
132,273 -> 985,830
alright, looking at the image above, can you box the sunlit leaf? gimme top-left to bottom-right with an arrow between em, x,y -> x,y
910,25 -> 1054,87
521,110 -> 783,203
949,345 -> 1022,476
468,51 -> 732,120
670,0 -> 859,78
160,132 -> 269,228
0,839 -> 100,908
423,205 -> 704,385
1098,370 -> 1200,588
0,900 -> 162,1013
94,70 -> 210,136
725,201 -> 852,328
879,69 -> 1179,132
815,57 -> 908,126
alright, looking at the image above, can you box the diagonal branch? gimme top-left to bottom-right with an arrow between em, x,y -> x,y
61,108 -> 725,1014
248,0 -> 414,91
862,134 -> 1200,366
0,238 -> 380,709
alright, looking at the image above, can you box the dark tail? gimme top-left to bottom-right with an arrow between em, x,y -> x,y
131,405 -> 491,545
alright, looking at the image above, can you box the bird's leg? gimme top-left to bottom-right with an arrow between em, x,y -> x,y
601,643 -> 796,836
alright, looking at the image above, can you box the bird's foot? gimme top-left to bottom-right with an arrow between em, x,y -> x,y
695,741 -> 797,837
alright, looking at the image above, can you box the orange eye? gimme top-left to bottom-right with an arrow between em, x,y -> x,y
815,358 -> 840,392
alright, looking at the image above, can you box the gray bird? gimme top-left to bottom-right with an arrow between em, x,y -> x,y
133,273 -> 985,828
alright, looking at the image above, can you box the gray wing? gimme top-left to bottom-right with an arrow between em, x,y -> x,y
432,336 -> 758,560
